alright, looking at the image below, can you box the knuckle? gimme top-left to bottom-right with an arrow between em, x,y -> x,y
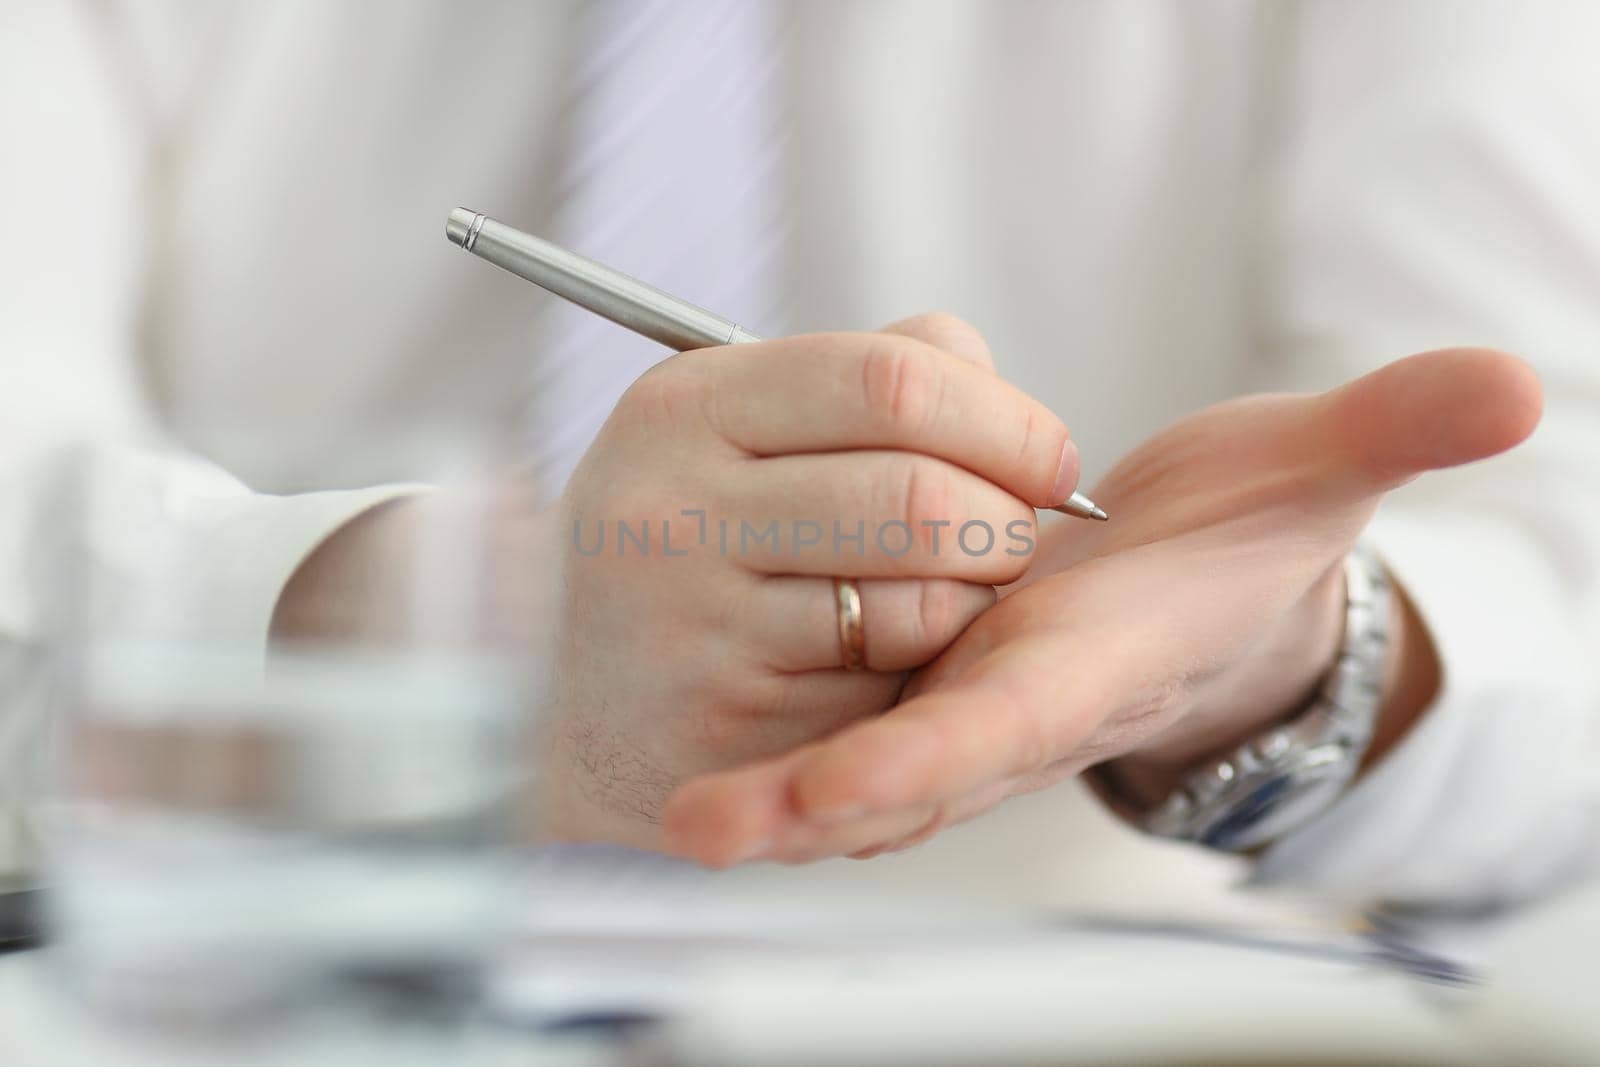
688,704 -> 753,760
860,338 -> 943,437
913,311 -> 993,371
915,310 -> 974,341
690,675 -> 781,757
620,358 -> 712,429
890,458 -> 961,538
1012,403 -> 1063,499
988,500 -> 1037,580
912,580 -> 963,648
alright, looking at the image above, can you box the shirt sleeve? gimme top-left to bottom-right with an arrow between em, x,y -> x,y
0,438 -> 421,881
1247,0 -> 1600,906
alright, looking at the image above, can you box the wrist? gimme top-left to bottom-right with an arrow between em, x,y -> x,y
1100,552 -> 1440,817
270,495 -> 427,647
1107,566 -> 1346,807
270,481 -> 551,651
1095,554 -> 1445,849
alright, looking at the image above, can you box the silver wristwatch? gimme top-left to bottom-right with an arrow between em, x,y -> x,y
1141,543 -> 1393,851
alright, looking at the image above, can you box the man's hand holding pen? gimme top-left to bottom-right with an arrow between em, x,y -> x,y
541,313 -> 1085,851
277,311 -> 1090,852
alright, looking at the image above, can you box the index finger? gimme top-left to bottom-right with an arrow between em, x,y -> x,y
698,330 -> 1080,510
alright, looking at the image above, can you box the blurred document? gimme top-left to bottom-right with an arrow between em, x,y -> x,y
486,843 -> 1469,1045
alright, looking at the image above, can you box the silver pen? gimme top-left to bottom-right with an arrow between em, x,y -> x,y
445,208 -> 1107,521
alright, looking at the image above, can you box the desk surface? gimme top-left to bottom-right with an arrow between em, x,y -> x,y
9,794 -> 1598,1066
1,923 -> 1485,1067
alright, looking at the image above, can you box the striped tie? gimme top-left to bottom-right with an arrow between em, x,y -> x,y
526,0 -> 789,492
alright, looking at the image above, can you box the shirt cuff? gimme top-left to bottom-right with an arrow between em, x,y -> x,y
176,482 -> 428,654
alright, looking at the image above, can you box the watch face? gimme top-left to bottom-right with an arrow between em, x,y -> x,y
1200,774 -> 1295,850
1199,762 -> 1350,851
0,888 -> 44,953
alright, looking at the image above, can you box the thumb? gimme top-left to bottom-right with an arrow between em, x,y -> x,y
1326,348 -> 1543,490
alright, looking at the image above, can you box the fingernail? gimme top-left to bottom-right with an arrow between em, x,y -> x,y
1052,438 -> 1080,507
728,836 -> 774,864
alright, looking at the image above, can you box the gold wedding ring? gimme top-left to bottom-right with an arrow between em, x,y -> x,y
833,577 -> 867,671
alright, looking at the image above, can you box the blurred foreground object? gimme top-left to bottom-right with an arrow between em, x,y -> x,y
45,643 -> 526,1028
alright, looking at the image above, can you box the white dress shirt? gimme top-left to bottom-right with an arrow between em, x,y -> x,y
1,0 -> 1597,911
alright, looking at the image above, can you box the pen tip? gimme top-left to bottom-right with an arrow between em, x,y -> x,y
1049,491 -> 1109,522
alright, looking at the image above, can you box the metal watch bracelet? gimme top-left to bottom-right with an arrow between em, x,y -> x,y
1140,543 -> 1394,852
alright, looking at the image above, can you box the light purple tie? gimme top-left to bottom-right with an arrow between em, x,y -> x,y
527,0 -> 789,491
